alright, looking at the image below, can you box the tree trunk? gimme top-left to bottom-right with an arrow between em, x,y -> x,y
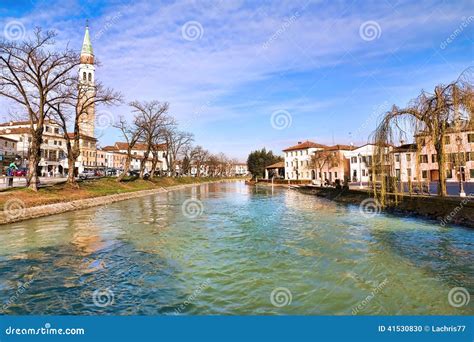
66,141 -> 79,186
27,127 -> 43,191
139,150 -> 149,179
149,153 -> 159,179
434,141 -> 447,197
117,155 -> 131,182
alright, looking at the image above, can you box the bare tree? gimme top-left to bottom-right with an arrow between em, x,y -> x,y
131,100 -> 170,179
49,80 -> 122,186
114,116 -> 144,182
163,126 -> 194,177
190,145 -> 209,177
0,28 -> 78,190
373,69 -> 473,202
310,149 -> 338,183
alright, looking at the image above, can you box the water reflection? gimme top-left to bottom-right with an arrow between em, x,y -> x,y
0,181 -> 472,315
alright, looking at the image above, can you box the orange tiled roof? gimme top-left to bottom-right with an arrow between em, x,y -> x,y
67,132 -> 97,141
0,127 -> 30,134
115,142 -> 167,151
0,119 -> 58,127
322,144 -> 355,151
266,161 -> 284,169
283,140 -> 327,152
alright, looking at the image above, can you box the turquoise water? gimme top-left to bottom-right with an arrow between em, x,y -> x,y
0,181 -> 472,315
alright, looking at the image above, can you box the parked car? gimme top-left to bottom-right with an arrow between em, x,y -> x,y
12,168 -> 28,177
127,170 -> 140,177
78,171 -> 95,179
106,169 -> 117,176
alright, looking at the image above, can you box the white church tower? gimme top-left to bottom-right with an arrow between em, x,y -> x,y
78,24 -> 96,138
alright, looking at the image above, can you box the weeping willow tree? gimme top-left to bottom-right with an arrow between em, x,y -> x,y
372,68 -> 474,205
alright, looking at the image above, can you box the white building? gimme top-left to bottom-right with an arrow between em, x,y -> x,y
390,143 -> 418,182
0,120 -> 68,175
347,144 -> 392,185
233,163 -> 248,176
283,141 -> 327,180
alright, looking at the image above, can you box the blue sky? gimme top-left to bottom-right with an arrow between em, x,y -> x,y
0,0 -> 473,160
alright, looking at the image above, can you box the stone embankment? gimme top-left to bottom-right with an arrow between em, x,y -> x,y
295,186 -> 474,228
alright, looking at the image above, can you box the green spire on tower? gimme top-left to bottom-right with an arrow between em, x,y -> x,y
81,23 -> 93,56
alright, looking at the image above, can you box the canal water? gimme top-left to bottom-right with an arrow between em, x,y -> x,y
0,181 -> 472,315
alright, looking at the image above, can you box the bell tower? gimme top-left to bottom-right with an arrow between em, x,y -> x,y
78,23 -> 95,137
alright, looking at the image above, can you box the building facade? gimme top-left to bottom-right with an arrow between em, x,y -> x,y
283,141 -> 327,180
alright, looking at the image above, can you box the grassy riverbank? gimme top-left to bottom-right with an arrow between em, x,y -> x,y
0,177 -> 243,209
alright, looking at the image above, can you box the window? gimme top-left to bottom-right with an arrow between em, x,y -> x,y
83,72 -> 86,80
446,169 -> 452,178
44,139 -> 48,144
467,152 -> 474,161
300,161 -> 303,166
406,154 -> 411,162
444,136 -> 450,145
318,172 -> 321,178
470,169 -> 474,178
88,73 -> 92,82
367,156 -> 372,165
431,154 -> 437,163
468,134 -> 474,143
419,155 -> 428,163
395,154 -> 400,162
395,169 -> 400,179
286,162 -> 289,167
54,128 -> 59,134
422,170 -> 428,179
351,157 -> 357,163
420,138 -> 426,146
334,172 -> 338,178
362,169 -> 366,177
407,168 -> 412,177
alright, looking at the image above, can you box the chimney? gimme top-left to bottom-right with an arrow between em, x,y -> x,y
400,139 -> 405,145
297,141 -> 302,144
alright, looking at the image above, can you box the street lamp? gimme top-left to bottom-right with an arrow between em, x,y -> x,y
358,153 -> 363,189
456,136 -> 466,197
